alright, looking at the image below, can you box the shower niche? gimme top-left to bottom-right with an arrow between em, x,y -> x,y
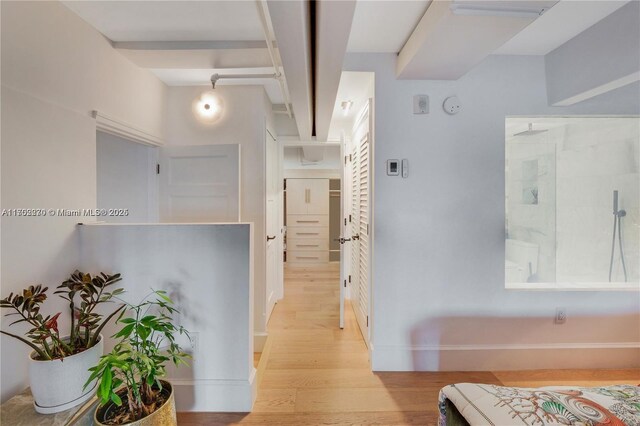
505,117 -> 639,288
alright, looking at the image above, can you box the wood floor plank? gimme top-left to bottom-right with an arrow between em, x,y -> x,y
494,368 -> 640,387
295,388 -> 433,413
252,388 -> 297,413
267,350 -> 370,370
177,410 -> 433,425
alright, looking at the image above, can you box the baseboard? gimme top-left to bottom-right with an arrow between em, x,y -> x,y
254,331 -> 269,352
371,342 -> 640,371
171,369 -> 257,412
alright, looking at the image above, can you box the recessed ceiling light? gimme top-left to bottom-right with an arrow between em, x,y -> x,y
341,100 -> 354,115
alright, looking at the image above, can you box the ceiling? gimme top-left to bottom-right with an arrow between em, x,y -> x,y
63,1 -> 264,41
347,1 -> 432,53
63,0 -> 289,104
63,0 -> 635,140
494,0 -> 631,55
346,0 -> 632,56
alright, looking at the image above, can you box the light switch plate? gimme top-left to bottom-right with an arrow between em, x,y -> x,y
413,95 -> 429,114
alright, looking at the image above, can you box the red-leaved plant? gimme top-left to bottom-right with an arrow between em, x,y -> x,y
0,271 -> 124,360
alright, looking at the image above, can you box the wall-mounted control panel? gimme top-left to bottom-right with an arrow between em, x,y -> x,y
387,159 -> 409,178
387,159 -> 400,176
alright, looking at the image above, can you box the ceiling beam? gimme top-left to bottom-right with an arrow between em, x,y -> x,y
114,48 -> 273,70
397,0 -> 538,80
113,40 -> 269,50
314,0 -> 357,142
267,0 -> 313,140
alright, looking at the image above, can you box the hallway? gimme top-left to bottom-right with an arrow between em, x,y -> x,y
254,264 -> 440,422
178,264 -> 639,425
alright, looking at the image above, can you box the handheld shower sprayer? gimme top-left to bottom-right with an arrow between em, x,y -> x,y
613,190 -> 626,217
609,190 -> 628,282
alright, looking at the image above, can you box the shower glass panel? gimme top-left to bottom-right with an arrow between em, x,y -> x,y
505,117 -> 640,287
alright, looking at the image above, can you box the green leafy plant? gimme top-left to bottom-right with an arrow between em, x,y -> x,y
86,290 -> 190,424
0,271 -> 124,360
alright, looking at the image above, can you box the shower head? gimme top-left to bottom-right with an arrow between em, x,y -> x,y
514,123 -> 548,136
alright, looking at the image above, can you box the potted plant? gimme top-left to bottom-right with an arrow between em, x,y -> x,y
0,271 -> 124,413
87,290 -> 190,426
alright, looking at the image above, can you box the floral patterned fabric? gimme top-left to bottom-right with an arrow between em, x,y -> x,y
439,383 -> 640,425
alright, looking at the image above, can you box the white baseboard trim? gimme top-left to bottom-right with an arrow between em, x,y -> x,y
254,331 -> 269,352
170,368 -> 257,412
371,342 -> 640,371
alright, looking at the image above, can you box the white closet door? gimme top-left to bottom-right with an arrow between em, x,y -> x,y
159,144 -> 240,222
356,132 -> 370,343
306,179 -> 329,215
286,179 -> 309,215
347,101 -> 372,347
350,142 -> 365,340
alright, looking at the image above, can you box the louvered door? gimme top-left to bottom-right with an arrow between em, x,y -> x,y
350,143 -> 361,335
355,132 -> 370,343
345,100 -> 372,346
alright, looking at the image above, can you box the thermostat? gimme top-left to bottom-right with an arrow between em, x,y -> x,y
387,159 -> 400,176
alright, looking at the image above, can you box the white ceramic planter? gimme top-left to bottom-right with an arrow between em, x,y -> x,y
29,335 -> 103,414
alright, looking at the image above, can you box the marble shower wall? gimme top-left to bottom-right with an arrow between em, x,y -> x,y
506,117 -> 639,284
506,136 -> 556,282
555,118 -> 639,283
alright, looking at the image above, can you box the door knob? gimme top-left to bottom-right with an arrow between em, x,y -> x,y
266,235 -> 276,241
352,234 -> 360,241
334,237 -> 351,244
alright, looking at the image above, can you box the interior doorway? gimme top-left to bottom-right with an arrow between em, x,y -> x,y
96,131 -> 158,223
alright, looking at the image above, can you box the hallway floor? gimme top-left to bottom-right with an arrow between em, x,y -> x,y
178,263 -> 639,425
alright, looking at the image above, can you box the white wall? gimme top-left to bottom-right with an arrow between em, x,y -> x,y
344,52 -> 640,371
164,85 -> 274,341
79,223 -> 255,412
97,132 -> 158,223
1,1 -> 166,402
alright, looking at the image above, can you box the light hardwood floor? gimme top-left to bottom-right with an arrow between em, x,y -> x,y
179,263 -> 639,425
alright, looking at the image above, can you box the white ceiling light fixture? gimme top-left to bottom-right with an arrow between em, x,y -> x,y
194,91 -> 224,123
341,100 -> 354,115
449,2 -> 551,19
210,72 -> 280,89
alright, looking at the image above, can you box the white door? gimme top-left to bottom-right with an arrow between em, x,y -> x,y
345,102 -> 372,346
265,129 -> 280,320
354,131 -> 371,345
159,144 -> 240,222
96,131 -> 158,223
286,179 -> 329,215
306,179 -> 330,214
339,141 -> 350,329
286,179 -> 308,215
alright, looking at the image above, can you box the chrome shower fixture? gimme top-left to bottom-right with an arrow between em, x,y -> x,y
514,123 -> 548,136
609,190 -> 628,282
